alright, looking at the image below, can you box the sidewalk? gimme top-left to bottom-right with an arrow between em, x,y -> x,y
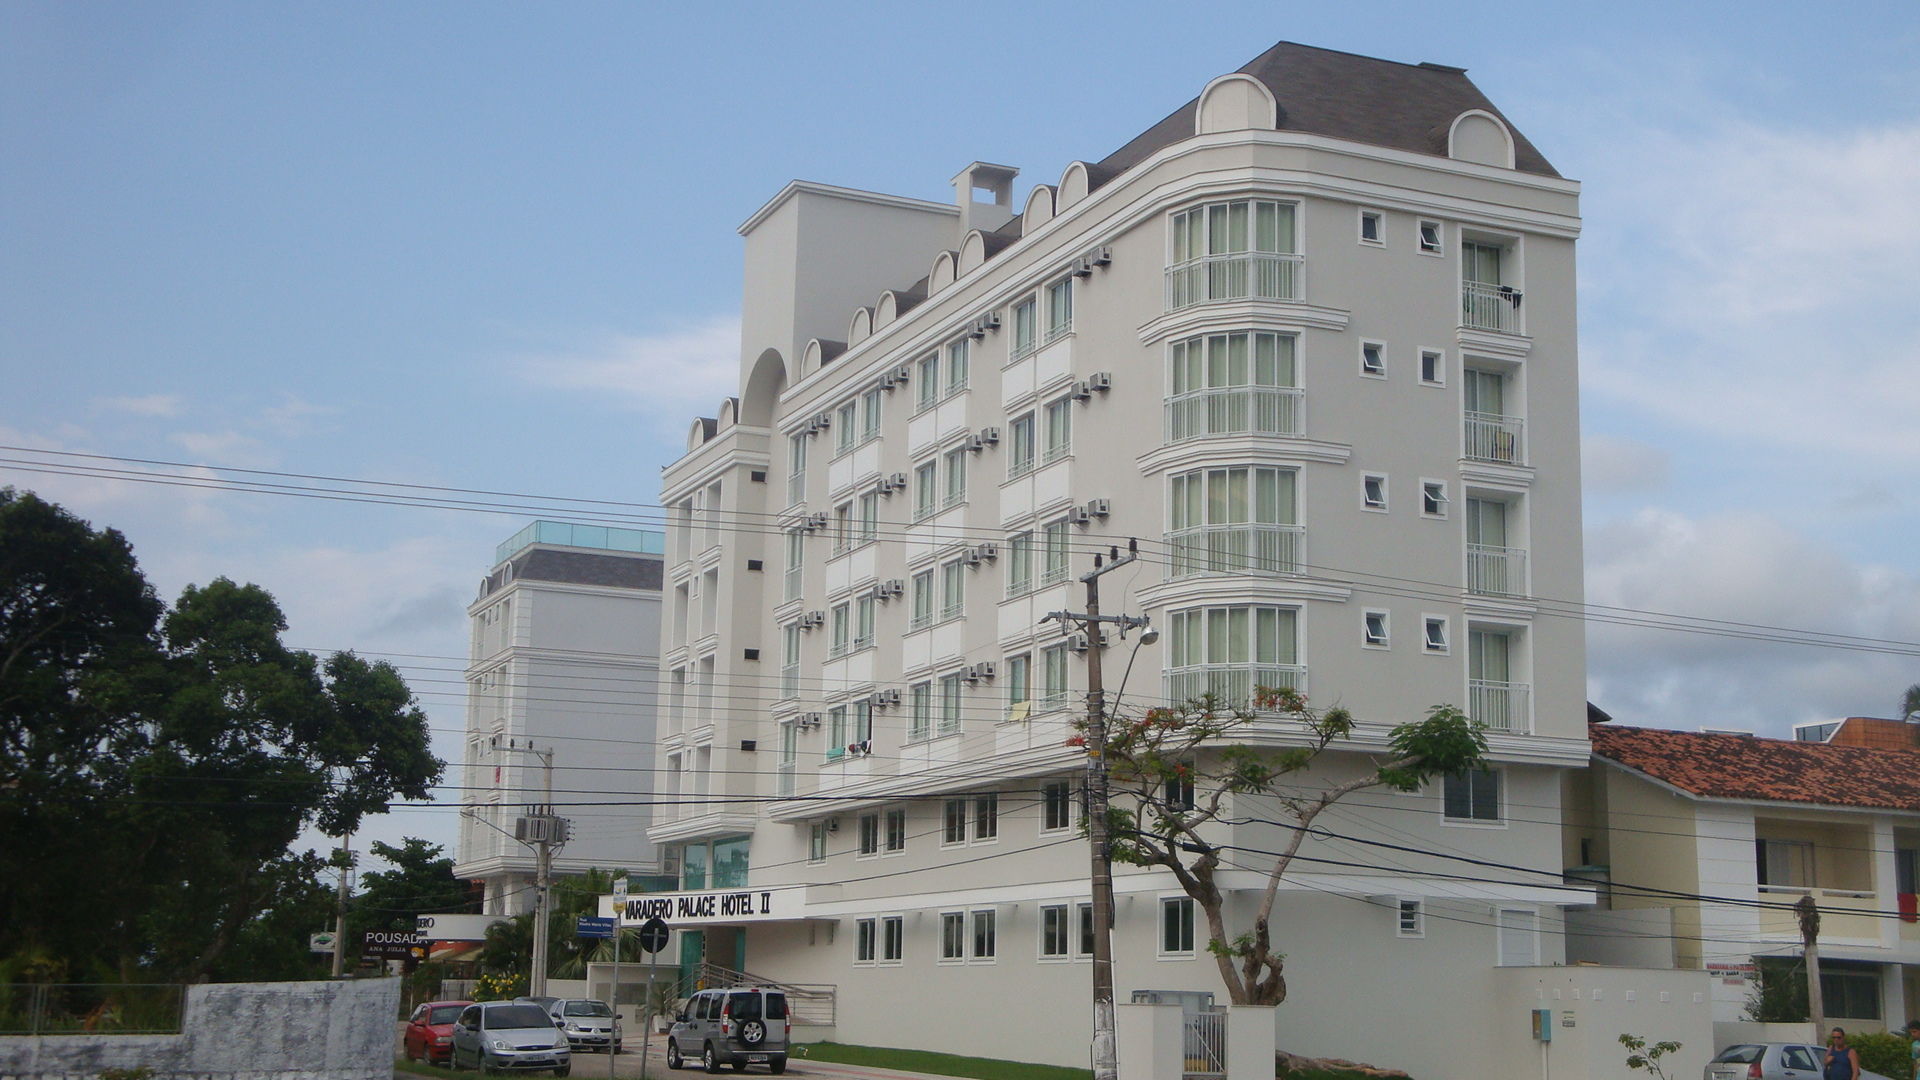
565,1032 -> 974,1080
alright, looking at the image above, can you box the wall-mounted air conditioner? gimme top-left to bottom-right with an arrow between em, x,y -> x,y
798,610 -> 826,629
1084,499 -> 1111,518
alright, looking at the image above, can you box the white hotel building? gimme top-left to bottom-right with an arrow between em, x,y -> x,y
649,42 -> 1597,1075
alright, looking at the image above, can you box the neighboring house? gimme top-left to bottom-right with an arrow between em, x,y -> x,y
1567,720 -> 1920,1037
453,521 -> 667,914
1795,714 -> 1920,750
648,41 -> 1596,1076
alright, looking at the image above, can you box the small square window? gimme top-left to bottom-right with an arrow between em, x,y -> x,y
1363,610 -> 1390,648
1420,349 -> 1444,385
1444,769 -> 1502,823
1359,209 -> 1384,245
1423,617 -> 1449,653
1362,473 -> 1388,511
1397,899 -> 1424,938
1418,220 -> 1444,255
1421,481 -> 1449,518
1361,341 -> 1386,377
1160,897 -> 1195,955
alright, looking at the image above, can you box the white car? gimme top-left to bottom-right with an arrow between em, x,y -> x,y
450,1001 -> 573,1075
544,998 -> 622,1054
1704,1042 -> 1893,1080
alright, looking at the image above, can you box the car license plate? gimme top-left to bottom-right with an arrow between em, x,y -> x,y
747,1054 -> 769,1063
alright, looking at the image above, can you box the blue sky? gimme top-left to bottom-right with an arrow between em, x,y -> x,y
5,1 -> 1918,860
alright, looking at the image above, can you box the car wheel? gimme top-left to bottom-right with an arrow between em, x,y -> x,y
702,1043 -> 721,1074
740,1020 -> 765,1046
666,1039 -> 684,1070
768,1058 -> 787,1076
553,1066 -> 570,1078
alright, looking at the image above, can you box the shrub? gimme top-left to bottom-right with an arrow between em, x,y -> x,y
1844,1031 -> 1907,1079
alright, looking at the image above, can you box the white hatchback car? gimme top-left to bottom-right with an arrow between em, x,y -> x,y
1703,1042 -> 1894,1080
543,998 -> 621,1054
450,1000 -> 573,1075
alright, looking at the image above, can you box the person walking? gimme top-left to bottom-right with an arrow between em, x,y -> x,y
1822,1027 -> 1860,1080
1905,1019 -> 1918,1080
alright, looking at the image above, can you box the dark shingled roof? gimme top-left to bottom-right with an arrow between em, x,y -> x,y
1096,41 -> 1558,181
1591,724 -> 1920,813
509,549 -> 663,591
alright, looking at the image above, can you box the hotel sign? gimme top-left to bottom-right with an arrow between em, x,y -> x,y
612,887 -> 806,927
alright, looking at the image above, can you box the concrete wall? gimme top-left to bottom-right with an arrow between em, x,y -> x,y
0,978 -> 399,1080
1485,966 -> 1715,1080
1566,908 -> 1677,969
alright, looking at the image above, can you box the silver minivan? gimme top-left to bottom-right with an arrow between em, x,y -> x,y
450,1000 -> 573,1075
665,987 -> 789,1074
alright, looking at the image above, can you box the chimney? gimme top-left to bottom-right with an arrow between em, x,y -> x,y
951,161 -> 1019,238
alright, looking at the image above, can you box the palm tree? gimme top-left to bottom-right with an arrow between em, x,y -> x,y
1901,683 -> 1920,723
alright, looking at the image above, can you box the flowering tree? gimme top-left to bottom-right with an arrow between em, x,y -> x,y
1090,686 -> 1488,1006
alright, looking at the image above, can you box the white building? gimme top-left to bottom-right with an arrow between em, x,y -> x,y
455,521 -> 667,914
649,41 -> 1597,1076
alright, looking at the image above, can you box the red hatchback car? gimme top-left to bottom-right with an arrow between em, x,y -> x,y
404,999 -> 474,1064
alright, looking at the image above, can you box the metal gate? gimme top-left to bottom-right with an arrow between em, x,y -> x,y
1183,1007 -> 1227,1080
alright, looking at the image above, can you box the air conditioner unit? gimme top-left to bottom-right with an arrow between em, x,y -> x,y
972,542 -> 999,562
1084,498 -> 1111,518
798,610 -> 826,629
1066,632 -> 1091,653
802,512 -> 828,532
971,661 -> 997,681
1069,380 -> 1093,402
813,411 -> 833,429
973,313 -> 1001,336
1066,506 -> 1092,526
1071,257 -> 1094,278
1086,371 -> 1113,392
872,689 -> 901,707
962,549 -> 984,568
798,712 -> 823,729
892,363 -> 913,383
962,435 -> 986,453
1089,245 -> 1112,267
873,471 -> 907,495
874,578 -> 905,600
976,426 -> 1000,445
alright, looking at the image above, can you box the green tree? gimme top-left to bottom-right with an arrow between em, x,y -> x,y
0,489 -> 443,982
1097,686 -> 1488,1006
477,869 -> 647,983
1899,683 -> 1920,723
345,838 -> 476,965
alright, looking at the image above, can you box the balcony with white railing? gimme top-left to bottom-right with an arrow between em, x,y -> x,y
1168,524 -> 1304,579
1165,253 -> 1305,311
1462,281 -> 1524,334
1469,679 -> 1531,733
1464,412 -> 1525,465
1165,387 -> 1305,443
1466,544 -> 1529,598
1165,663 -> 1306,709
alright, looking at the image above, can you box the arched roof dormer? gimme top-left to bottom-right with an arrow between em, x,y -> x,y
1447,109 -> 1516,168
929,251 -> 958,293
716,396 -> 740,432
848,306 -> 873,345
957,229 -> 1015,276
1022,185 -> 1055,232
802,338 -> 846,376
1195,72 -> 1278,134
686,416 -> 716,451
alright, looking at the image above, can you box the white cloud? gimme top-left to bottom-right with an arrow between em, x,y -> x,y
168,429 -> 269,463
96,393 -> 186,418
1585,508 -> 1920,734
1580,433 -> 1670,494
515,317 -> 742,424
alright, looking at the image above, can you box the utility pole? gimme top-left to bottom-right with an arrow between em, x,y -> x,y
330,832 -> 353,978
1796,894 -> 1826,1042
496,736 -> 564,998
1043,538 -> 1148,1080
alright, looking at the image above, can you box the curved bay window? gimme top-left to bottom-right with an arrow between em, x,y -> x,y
1166,331 -> 1302,441
1166,199 -> 1302,310
1165,604 -> 1303,707
1168,465 -> 1301,577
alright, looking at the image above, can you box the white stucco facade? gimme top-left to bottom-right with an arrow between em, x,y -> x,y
649,42 -> 1595,1076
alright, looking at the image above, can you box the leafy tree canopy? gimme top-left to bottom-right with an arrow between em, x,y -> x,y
0,489 -> 443,982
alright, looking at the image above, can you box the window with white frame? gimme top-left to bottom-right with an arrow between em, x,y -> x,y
1040,519 -> 1071,586
1046,278 -> 1073,341
808,823 -> 827,864
1040,903 -> 1071,959
1363,609 -> 1390,648
1077,902 -> 1095,958
854,594 -> 875,651
1757,839 -> 1816,889
973,792 -> 998,841
946,339 -> 969,395
856,491 -> 879,547
855,918 -> 877,963
941,560 -> 965,621
1160,897 -> 1195,955
1397,898 -> 1424,938
1418,219 -> 1443,255
829,603 -> 850,658
1166,605 -> 1301,702
780,624 -> 801,699
1423,616 -> 1449,653
786,432 -> 807,507
1421,480 -> 1449,518
1004,653 -> 1031,721
827,705 -> 847,750
908,682 -> 931,741
1043,396 -> 1072,463
913,459 -> 937,520
1361,341 -> 1386,377
881,915 -> 903,963
909,569 -> 935,631
860,388 -> 882,444
1359,209 -> 1384,245
1167,331 -> 1300,441
1163,768 -> 1196,811
835,400 -> 857,455
1420,348 -> 1444,385
1496,907 -> 1538,966
942,447 -> 967,508
1041,780 -> 1073,833
1011,298 -> 1037,358
884,809 -> 906,853
970,909 -> 997,960
1040,644 -> 1069,707
1007,413 -> 1036,477
783,528 -> 804,602
1168,465 -> 1299,576
938,673 -> 963,736
942,799 -> 967,846
916,353 -> 940,411
832,502 -> 854,554
857,813 -> 880,858
1168,199 -> 1301,307
851,700 -> 872,745
939,911 -> 966,961
1362,473 -> 1388,511
1443,768 -> 1502,823
1006,531 -> 1034,598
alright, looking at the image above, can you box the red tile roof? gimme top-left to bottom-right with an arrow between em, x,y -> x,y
1590,724 -> 1920,813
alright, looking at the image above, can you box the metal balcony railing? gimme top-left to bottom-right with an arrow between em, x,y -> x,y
1469,679 -> 1531,732
1167,524 -> 1304,578
1464,412 -> 1525,465
1462,280 -> 1524,334
1165,663 -> 1306,709
1165,253 -> 1305,311
1165,386 -> 1305,442
1466,544 -> 1528,597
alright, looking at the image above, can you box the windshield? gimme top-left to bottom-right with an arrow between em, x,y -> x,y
484,1005 -> 554,1030
429,1006 -> 464,1025
564,1001 -> 613,1017
1711,1046 -> 1764,1064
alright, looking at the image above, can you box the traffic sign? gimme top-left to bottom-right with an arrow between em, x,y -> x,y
636,916 -> 670,955
612,876 -> 629,899
576,916 -> 616,939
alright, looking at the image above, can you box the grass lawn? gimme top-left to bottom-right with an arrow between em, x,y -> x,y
394,1058 -> 445,1078
795,1041 -> 1091,1080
